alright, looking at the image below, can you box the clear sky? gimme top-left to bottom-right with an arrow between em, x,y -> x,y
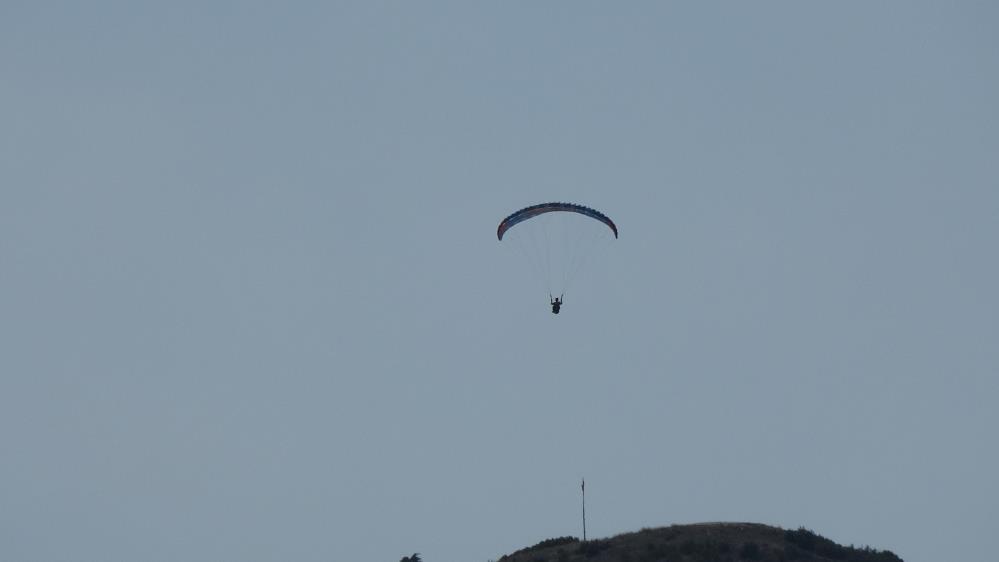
2,3 -> 997,562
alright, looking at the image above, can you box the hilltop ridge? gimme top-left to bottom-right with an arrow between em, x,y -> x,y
496,522 -> 902,562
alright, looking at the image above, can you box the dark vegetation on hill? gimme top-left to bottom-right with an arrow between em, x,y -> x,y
494,523 -> 902,562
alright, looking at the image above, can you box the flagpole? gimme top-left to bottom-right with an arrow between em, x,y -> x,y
581,478 -> 586,542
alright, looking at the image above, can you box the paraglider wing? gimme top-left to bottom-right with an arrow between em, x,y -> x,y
496,202 -> 618,241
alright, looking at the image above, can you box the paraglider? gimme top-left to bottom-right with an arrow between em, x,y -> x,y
497,202 -> 617,313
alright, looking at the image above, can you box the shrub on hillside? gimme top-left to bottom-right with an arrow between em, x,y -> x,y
500,536 -> 580,561
576,539 -> 611,558
784,527 -> 903,562
740,541 -> 761,560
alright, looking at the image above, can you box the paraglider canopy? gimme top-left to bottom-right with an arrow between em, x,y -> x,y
497,202 -> 618,241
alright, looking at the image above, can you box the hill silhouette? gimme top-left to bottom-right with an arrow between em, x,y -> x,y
495,523 -> 902,562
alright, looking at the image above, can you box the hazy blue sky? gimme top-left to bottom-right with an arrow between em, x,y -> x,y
2,3 -> 997,561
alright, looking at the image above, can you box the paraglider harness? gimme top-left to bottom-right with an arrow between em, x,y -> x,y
550,294 -> 563,314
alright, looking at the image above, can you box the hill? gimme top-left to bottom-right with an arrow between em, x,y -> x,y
495,523 -> 902,562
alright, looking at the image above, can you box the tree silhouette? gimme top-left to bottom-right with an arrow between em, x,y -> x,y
399,553 -> 421,562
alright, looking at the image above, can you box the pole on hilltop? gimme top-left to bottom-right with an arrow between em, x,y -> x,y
581,478 -> 586,542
